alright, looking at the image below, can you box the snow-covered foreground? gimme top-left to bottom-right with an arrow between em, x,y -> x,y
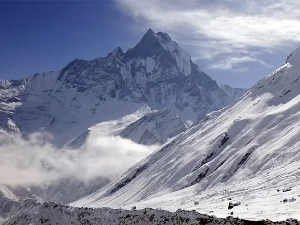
3,200 -> 300,225
132,160 -> 300,221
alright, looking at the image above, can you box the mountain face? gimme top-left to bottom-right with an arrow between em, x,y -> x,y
72,47 -> 300,220
0,29 -> 236,147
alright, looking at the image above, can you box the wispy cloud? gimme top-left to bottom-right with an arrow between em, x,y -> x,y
210,56 -> 272,72
115,0 -> 300,73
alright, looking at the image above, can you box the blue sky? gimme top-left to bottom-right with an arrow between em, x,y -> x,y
0,1 -> 143,79
1,0 -> 300,88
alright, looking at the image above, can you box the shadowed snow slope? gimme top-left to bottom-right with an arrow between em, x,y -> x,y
118,108 -> 187,145
72,47 -> 300,221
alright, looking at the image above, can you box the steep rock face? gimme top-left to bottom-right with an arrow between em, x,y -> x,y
118,109 -> 187,145
72,46 -> 300,220
0,29 -> 233,147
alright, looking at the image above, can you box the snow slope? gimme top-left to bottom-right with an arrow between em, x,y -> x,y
118,108 -> 187,145
72,46 -> 300,221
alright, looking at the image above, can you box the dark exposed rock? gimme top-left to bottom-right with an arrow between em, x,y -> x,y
228,201 -> 241,210
6,201 -> 300,225
283,187 -> 292,192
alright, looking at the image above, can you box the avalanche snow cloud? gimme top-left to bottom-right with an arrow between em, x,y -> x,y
0,132 -> 157,187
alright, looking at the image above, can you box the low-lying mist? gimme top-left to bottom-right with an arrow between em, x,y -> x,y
0,132 -> 158,187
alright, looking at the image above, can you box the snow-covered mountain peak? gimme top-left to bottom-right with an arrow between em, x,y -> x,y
154,31 -> 191,76
144,28 -> 155,36
125,28 -> 164,58
108,46 -> 124,58
126,29 -> 191,75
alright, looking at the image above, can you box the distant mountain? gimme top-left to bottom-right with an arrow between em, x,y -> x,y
72,46 -> 300,220
220,84 -> 248,102
0,29 -> 240,147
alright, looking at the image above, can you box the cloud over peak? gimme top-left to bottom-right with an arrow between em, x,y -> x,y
115,0 -> 300,75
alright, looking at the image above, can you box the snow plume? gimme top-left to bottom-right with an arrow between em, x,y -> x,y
0,132 -> 158,187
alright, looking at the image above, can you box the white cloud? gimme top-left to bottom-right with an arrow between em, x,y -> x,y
116,0 -> 300,46
115,0 -> 300,71
210,56 -> 272,72
0,132 -> 158,187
